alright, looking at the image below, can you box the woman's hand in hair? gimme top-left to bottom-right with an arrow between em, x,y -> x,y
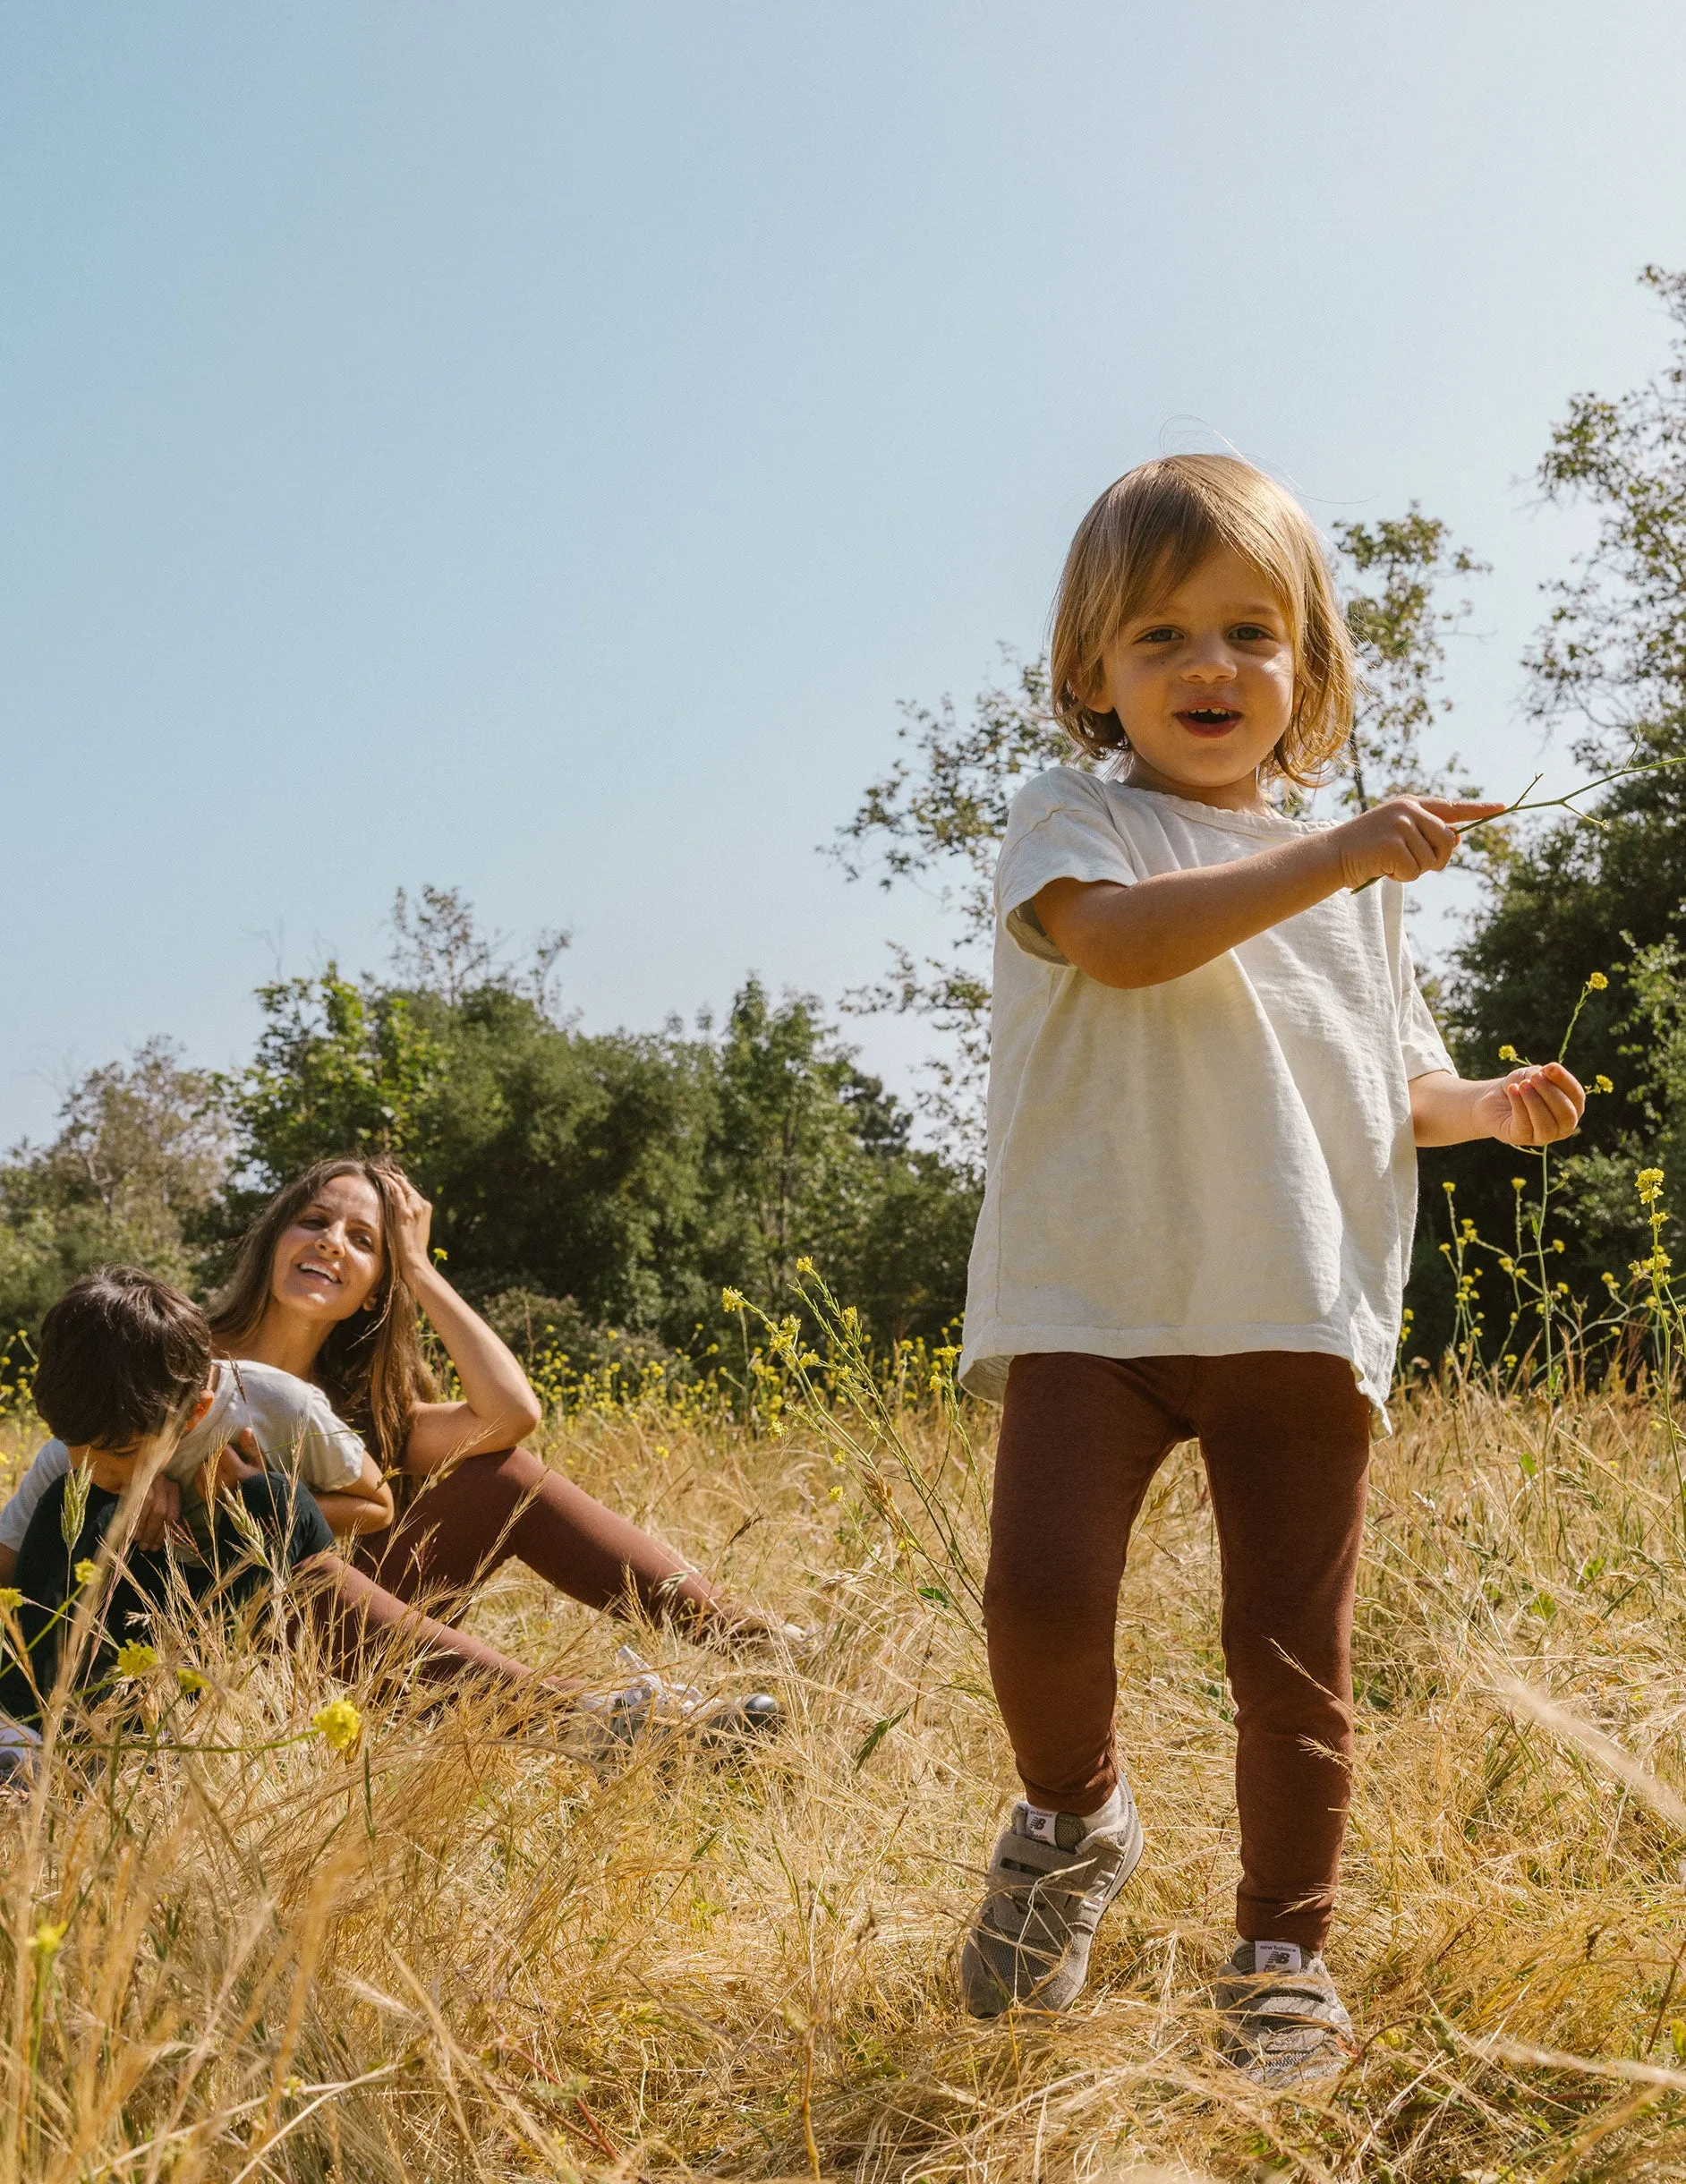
387,1175 -> 437,1289
390,1182 -> 544,1472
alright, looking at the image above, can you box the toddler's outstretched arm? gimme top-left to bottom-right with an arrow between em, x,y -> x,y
1035,796 -> 1504,990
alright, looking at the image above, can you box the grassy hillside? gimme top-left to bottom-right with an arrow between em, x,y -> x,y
4,1366 -> 1686,2181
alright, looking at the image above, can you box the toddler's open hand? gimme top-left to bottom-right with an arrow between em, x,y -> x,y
1474,1062 -> 1586,1147
1334,796 -> 1507,889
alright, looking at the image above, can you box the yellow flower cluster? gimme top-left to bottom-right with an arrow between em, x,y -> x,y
720,1287 -> 745,1313
312,1698 -> 362,1753
176,1667 -> 207,1695
29,1919 -> 68,1958
1498,1044 -> 1520,1063
114,1641 -> 158,1679
1638,1167 -> 1666,1207
0,1586 -> 21,1612
73,1559 -> 97,1587
1588,971 -> 1609,991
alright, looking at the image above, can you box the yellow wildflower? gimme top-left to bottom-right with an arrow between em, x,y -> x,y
175,1667 -> 207,1695
312,1698 -> 362,1753
1498,1044 -> 1520,1063
0,1587 -> 21,1612
1594,1074 -> 1614,1093
1638,1167 -> 1665,1206
114,1641 -> 158,1678
795,1256 -> 815,1275
73,1559 -> 97,1587
1512,1176 -> 1527,1192
1588,971 -> 1609,991
720,1287 -> 745,1313
29,1919 -> 68,1958
1498,1256 -> 1514,1273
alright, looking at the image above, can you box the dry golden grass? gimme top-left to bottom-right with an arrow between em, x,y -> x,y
5,1377 -> 1686,2182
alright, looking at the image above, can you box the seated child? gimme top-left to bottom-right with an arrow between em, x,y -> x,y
0,1266 -> 389,1719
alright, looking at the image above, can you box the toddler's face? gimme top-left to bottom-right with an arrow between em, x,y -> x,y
1087,546 -> 1297,808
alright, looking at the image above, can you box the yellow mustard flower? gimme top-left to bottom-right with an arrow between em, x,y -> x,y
0,1586 -> 21,1612
720,1287 -> 745,1313
29,1919 -> 68,1958
1595,1074 -> 1614,1094
1588,971 -> 1609,990
1638,1167 -> 1666,1205
1498,1044 -> 1520,1063
312,1698 -> 362,1753
175,1667 -> 207,1695
114,1641 -> 158,1678
73,1559 -> 97,1587
795,1256 -> 815,1275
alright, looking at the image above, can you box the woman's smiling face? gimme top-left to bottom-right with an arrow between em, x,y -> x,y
269,1173 -> 386,1326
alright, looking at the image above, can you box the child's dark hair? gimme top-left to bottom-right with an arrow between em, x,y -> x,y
34,1267 -> 212,1449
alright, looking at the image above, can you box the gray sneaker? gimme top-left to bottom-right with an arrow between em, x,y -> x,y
568,1647 -> 780,1769
1213,1942 -> 1354,2087
959,1787 -> 1144,2017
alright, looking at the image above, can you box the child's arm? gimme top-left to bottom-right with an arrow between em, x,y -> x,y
1409,1064 -> 1586,1147
1035,795 -> 1505,990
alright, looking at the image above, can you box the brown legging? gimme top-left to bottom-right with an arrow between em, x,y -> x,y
302,1552 -> 536,1686
353,1446 -> 721,1634
987,1351 -> 1372,1950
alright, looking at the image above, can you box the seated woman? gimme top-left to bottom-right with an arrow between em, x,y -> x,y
208,1155 -> 799,1658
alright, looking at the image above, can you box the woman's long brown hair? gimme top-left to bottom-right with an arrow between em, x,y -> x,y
208,1156 -> 438,1472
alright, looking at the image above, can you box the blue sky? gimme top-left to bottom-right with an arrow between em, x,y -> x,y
5,4 -> 1686,1146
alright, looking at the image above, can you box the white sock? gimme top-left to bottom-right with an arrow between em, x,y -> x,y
1019,1784 -> 1125,1844
1080,1784 -> 1126,1831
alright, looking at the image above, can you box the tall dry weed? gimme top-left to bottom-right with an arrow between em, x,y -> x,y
4,1364 -> 1686,2180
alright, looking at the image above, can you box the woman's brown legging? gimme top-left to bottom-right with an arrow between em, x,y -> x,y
353,1446 -> 721,1633
987,1351 -> 1372,1951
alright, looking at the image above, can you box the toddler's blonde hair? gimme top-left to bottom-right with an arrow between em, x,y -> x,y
1050,454 -> 1356,786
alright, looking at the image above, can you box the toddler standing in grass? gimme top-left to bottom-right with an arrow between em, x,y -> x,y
957,454 -> 1586,2084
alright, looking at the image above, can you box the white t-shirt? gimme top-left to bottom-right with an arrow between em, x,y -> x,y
0,1358 -> 367,1553
958,767 -> 1455,1416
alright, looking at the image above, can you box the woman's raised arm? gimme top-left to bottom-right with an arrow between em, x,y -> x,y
387,1179 -> 542,1474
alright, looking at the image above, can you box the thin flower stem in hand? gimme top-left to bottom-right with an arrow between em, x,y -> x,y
1454,751 -> 1686,842
1352,751 -> 1686,892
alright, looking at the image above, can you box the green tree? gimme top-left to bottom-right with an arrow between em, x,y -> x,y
1332,508 -> 1486,810
0,1038 -> 232,1345
234,967 -> 447,1182
225,894 -> 979,1355
1432,267 -> 1686,1328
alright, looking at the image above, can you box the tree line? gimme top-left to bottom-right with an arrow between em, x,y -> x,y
8,266 -> 1686,1386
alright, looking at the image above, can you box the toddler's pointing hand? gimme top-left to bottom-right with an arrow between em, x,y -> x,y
1334,796 -> 1508,890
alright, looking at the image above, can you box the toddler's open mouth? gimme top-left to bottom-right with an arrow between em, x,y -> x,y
1176,705 -> 1242,736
